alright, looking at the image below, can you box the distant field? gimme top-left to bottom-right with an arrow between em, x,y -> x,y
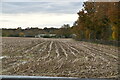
1,37 -> 118,78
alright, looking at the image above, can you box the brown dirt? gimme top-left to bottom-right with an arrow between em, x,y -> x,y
1,37 -> 119,78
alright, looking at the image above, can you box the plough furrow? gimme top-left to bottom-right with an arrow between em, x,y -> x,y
55,42 -> 60,58
24,41 -> 46,53
58,42 -> 68,59
62,42 -> 77,57
42,41 -> 53,59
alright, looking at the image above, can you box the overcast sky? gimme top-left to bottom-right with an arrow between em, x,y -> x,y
0,0 -> 84,29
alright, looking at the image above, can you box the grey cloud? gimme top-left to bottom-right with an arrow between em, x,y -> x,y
2,0 -> 85,2
2,2 -> 83,14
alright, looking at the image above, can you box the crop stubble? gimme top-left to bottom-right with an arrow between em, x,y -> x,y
1,37 -> 118,78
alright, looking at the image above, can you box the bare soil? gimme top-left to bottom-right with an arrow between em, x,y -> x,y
1,37 -> 119,78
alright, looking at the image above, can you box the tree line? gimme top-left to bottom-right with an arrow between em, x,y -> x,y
72,2 -> 119,41
1,2 -> 120,41
1,25 -> 72,38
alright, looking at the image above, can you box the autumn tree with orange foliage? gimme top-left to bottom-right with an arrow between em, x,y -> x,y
72,1 -> 119,41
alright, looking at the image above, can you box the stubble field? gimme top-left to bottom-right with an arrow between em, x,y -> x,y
1,37 -> 118,78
